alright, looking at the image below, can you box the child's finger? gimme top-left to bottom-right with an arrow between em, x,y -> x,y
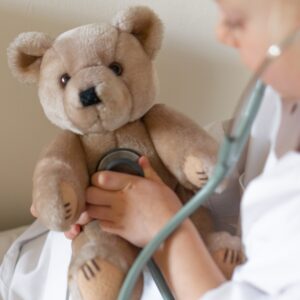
86,205 -> 116,222
64,224 -> 81,240
86,186 -> 116,206
91,171 -> 134,191
139,156 -> 163,183
64,212 -> 90,240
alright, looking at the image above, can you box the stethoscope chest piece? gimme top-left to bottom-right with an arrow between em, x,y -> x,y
97,148 -> 144,177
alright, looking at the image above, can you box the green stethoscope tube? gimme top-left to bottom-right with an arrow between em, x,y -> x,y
118,80 -> 267,300
147,259 -> 175,300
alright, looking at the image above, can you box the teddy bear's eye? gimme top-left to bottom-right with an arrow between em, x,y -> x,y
60,73 -> 71,88
109,62 -> 123,76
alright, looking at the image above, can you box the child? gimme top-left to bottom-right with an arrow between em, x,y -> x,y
68,0 -> 300,299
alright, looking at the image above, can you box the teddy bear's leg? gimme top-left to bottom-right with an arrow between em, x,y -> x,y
76,257 -> 142,300
76,257 -> 127,300
69,221 -> 143,300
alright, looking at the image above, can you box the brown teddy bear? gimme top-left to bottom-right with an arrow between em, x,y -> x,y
7,6 -> 243,300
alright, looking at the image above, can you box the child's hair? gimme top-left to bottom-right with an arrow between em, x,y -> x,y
269,0 -> 300,43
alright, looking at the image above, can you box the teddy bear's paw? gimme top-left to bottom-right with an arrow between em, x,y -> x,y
183,155 -> 228,192
211,248 -> 245,279
33,178 -> 80,231
77,257 -> 125,300
183,155 -> 210,189
60,181 -> 78,223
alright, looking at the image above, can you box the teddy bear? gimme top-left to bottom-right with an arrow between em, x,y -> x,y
7,6 -> 243,300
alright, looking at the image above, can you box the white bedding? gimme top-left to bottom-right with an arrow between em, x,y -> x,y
0,221 -> 163,300
0,226 -> 29,264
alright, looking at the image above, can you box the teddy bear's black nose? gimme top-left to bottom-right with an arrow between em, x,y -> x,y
79,87 -> 101,107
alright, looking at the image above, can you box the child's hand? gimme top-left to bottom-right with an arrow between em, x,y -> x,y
86,156 -> 182,248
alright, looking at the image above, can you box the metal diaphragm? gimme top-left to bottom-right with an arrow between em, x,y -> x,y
97,148 -> 144,177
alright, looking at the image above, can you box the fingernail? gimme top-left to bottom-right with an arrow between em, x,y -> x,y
139,156 -> 148,167
92,172 -> 106,186
98,172 -> 108,185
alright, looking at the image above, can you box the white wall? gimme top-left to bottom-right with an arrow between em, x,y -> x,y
0,0 -> 249,230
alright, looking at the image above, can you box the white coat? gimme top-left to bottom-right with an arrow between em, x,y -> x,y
202,87 -> 300,299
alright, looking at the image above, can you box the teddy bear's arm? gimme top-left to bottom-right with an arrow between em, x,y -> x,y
33,131 -> 89,231
143,104 -> 219,190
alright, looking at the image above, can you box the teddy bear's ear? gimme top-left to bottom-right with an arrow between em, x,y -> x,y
113,6 -> 163,60
7,32 -> 53,84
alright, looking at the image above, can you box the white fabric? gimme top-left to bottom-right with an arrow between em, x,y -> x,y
0,226 -> 28,265
0,221 -> 71,300
0,220 -> 162,300
202,88 -> 300,299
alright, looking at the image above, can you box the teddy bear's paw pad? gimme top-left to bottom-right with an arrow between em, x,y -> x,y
64,202 -> 73,220
60,181 -> 78,222
77,257 -> 125,300
183,155 -> 209,188
80,258 -> 101,281
196,171 -> 209,186
211,248 -> 244,279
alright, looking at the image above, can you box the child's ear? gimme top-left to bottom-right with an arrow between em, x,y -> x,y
113,6 -> 163,60
7,32 -> 53,84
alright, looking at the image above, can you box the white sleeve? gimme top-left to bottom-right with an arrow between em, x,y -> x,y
201,281 -> 300,300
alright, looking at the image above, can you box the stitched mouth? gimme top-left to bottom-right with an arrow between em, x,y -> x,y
87,114 -> 101,131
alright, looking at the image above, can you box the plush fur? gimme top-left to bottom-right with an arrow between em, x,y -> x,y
8,6 -> 243,300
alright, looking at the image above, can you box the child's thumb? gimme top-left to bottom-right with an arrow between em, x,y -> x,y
139,156 -> 163,183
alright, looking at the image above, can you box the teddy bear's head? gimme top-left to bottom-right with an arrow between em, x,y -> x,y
8,6 -> 163,135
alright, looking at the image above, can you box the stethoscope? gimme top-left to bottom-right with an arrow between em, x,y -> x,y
74,29 -> 300,300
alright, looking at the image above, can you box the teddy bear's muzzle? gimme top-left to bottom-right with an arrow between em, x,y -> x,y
79,87 -> 102,107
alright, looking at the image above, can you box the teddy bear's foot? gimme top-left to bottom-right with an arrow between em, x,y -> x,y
211,248 -> 244,279
75,256 -> 142,300
206,231 -> 245,279
69,222 -> 143,300
77,256 -> 125,300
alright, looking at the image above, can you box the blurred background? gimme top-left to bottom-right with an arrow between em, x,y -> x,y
0,0 -> 249,230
